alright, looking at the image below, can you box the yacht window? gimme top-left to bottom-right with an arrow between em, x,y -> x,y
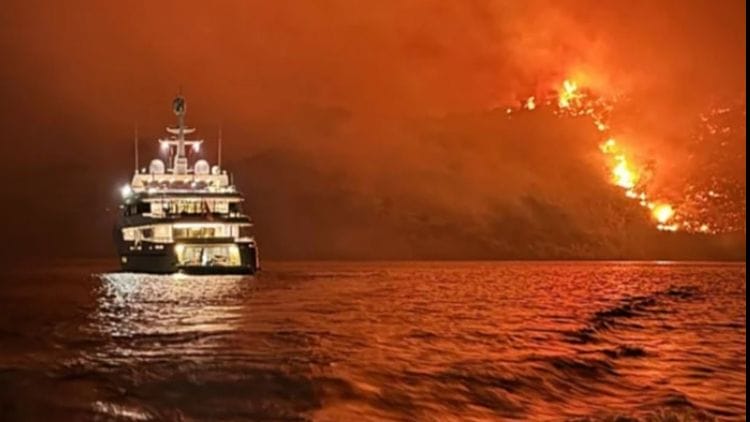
214,201 -> 229,213
176,244 -> 241,266
167,200 -> 208,214
150,202 -> 165,216
122,228 -> 135,241
173,227 -> 217,239
153,225 -> 171,241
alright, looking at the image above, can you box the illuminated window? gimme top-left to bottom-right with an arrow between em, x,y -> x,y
214,201 -> 229,213
150,202 -> 165,216
173,227 -> 217,239
122,228 -> 135,241
153,225 -> 171,241
175,244 -> 241,266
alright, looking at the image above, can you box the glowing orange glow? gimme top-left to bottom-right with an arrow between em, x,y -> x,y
558,80 -> 580,109
552,79 -> 687,233
598,138 -> 640,191
600,138 -> 617,153
504,77 -> 735,235
525,96 -> 536,110
652,204 -> 675,224
657,223 -> 679,232
612,156 -> 638,189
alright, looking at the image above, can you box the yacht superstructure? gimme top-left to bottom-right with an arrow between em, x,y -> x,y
114,95 -> 259,274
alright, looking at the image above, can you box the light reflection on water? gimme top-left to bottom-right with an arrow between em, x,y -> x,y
95,273 -> 246,341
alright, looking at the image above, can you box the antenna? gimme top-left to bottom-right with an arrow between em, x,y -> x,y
171,92 -> 189,174
134,122 -> 139,173
218,124 -> 223,168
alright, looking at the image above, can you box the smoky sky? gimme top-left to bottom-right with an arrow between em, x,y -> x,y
0,0 -> 745,262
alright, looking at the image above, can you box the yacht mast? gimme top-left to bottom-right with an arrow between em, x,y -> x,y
158,93 -> 203,174
133,122 -> 139,174
218,124 -> 222,168
172,94 -> 188,173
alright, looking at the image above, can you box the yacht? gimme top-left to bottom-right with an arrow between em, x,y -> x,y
114,95 -> 259,274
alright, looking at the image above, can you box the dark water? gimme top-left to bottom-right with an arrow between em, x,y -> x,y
0,262 -> 745,421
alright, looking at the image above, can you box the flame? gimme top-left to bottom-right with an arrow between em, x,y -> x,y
599,139 -> 640,190
612,155 -> 638,189
553,79 -> 679,232
525,96 -> 536,110
600,138 -> 616,153
652,204 -> 675,224
503,77 -> 739,234
558,80 -> 580,109
657,223 -> 679,232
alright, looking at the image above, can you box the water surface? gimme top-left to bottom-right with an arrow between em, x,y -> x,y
0,261 -> 745,420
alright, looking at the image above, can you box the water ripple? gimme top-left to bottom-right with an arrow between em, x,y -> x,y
0,262 -> 744,421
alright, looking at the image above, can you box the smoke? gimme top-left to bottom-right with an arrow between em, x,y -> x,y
0,0 -> 745,261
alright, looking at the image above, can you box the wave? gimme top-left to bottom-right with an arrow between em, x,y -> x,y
564,285 -> 700,346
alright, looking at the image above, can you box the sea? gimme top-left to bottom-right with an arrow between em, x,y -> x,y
0,261 -> 745,421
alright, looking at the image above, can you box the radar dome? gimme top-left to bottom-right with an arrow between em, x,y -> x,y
149,159 -> 165,175
194,160 -> 210,175
211,165 -> 221,175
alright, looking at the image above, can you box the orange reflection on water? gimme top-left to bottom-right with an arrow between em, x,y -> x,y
77,263 -> 748,420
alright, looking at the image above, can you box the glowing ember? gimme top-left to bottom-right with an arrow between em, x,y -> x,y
525,96 -> 536,110
652,204 -> 675,224
558,80 -> 580,109
599,138 -> 643,192
612,155 -> 638,189
600,138 -> 616,153
657,223 -> 679,232
674,101 -> 746,234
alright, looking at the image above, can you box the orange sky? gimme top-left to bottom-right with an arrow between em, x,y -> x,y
0,0 -> 745,261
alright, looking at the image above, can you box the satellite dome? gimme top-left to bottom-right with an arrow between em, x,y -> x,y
211,165 -> 221,175
194,159 -> 210,175
149,159 -> 165,175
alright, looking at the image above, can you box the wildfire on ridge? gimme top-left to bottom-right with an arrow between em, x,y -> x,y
553,79 -> 680,231
506,77 -> 745,234
612,154 -> 638,190
652,203 -> 676,227
676,102 -> 746,234
512,79 -> 682,231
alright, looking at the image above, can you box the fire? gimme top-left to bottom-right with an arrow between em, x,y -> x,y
612,155 -> 638,189
558,80 -> 580,109
600,138 -> 616,153
599,139 -> 639,190
525,96 -> 536,110
551,79 -> 679,232
652,204 -> 675,224
508,77 -> 736,235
